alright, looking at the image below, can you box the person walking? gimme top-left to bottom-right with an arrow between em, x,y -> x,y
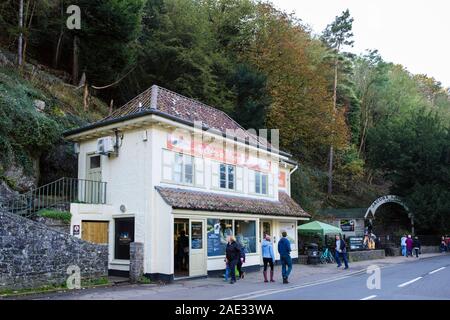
335,234 -> 349,269
261,235 -> 275,283
406,235 -> 413,257
177,230 -> 189,271
237,243 -> 246,280
400,234 -> 407,257
225,235 -> 241,284
440,236 -> 447,253
277,231 -> 292,284
413,236 -> 421,258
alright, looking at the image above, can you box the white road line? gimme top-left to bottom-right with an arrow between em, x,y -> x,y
398,277 -> 422,288
360,295 -> 377,300
429,267 -> 446,275
229,273 -> 364,300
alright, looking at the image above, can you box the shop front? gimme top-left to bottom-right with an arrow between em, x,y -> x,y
171,211 -> 307,278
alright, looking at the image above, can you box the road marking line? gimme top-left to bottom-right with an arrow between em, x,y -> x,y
360,295 -> 377,300
398,277 -> 422,288
429,267 -> 446,275
232,274 -> 362,300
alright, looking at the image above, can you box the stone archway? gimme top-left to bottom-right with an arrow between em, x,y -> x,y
365,195 -> 414,234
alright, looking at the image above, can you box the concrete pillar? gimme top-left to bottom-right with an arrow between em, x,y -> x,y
130,242 -> 144,283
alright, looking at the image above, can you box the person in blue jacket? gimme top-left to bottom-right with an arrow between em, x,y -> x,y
261,234 -> 276,282
277,231 -> 292,284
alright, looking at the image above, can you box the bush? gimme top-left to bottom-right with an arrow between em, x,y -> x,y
37,209 -> 72,223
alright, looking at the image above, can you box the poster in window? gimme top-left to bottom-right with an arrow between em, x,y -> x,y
207,219 -> 232,256
191,222 -> 203,249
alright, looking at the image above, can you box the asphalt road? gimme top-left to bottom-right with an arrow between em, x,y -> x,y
233,254 -> 450,300
10,254 -> 450,300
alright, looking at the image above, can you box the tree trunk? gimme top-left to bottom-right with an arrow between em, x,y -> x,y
83,82 -> 89,111
327,57 -> 339,195
72,35 -> 79,85
109,99 -> 114,115
18,0 -> 24,66
53,30 -> 64,68
53,1 -> 64,68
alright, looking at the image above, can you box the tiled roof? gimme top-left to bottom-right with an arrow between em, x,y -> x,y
102,85 -> 267,147
318,208 -> 368,219
155,186 -> 311,218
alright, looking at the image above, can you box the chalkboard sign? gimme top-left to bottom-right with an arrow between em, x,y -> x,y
349,236 -> 365,251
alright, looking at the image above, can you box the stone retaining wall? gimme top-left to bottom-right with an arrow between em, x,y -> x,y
348,249 -> 385,262
0,210 -> 108,290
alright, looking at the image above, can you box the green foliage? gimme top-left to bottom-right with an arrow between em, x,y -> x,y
37,209 -> 72,223
0,68 -> 62,171
229,63 -> 270,129
321,9 -> 354,50
367,110 -> 450,233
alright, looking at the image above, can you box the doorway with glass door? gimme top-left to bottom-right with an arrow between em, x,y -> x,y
174,218 -> 206,278
85,154 -> 102,203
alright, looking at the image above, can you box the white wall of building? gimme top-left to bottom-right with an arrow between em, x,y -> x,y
70,120 -> 303,277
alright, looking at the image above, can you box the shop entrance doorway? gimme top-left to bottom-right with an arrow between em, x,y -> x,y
174,218 -> 189,278
174,218 -> 207,278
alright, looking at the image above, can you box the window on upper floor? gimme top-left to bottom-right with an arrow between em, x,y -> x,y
173,153 -> 194,185
162,149 -> 204,186
219,163 -> 235,190
254,171 -> 268,195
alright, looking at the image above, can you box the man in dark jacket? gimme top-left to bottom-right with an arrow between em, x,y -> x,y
226,236 -> 241,284
413,236 -> 421,258
335,234 -> 349,269
237,242 -> 246,279
277,231 -> 292,284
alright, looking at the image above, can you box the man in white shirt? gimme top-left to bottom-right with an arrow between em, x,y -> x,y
400,235 -> 407,257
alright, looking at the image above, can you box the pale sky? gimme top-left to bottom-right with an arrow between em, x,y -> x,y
271,0 -> 450,88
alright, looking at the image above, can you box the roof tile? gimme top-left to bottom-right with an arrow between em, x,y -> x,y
156,186 -> 311,218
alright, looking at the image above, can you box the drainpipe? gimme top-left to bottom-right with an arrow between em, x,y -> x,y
288,164 -> 298,196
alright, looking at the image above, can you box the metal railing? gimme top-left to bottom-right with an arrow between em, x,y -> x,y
2,177 -> 107,218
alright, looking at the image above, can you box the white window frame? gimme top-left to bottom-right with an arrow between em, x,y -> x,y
173,152 -> 195,185
219,163 -> 236,190
254,171 -> 269,195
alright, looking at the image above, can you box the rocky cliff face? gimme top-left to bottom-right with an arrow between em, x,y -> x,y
0,49 -> 108,204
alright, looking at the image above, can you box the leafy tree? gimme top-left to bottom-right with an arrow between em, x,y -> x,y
229,63 -> 270,129
321,9 -> 354,195
244,3 -> 348,163
367,110 -> 450,233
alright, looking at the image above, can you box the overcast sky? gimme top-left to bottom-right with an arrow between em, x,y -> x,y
271,0 -> 450,88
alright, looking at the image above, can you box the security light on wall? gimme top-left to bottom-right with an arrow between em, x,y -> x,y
74,143 -> 80,154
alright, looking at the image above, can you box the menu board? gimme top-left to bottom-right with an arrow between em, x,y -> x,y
349,236 -> 365,251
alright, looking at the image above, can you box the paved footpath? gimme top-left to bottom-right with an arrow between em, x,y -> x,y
8,253 -> 450,300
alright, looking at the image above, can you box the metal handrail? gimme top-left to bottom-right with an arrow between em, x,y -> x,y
2,177 -> 107,218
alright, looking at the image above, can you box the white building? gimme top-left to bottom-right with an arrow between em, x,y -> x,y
65,85 -> 310,281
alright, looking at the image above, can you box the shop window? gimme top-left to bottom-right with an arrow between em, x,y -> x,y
206,219 -> 233,256
114,218 -> 135,260
234,220 -> 256,254
219,164 -> 235,190
255,171 -> 268,195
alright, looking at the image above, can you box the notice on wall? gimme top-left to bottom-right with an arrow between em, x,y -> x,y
73,225 -> 80,236
340,219 -> 355,232
279,222 -> 296,250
